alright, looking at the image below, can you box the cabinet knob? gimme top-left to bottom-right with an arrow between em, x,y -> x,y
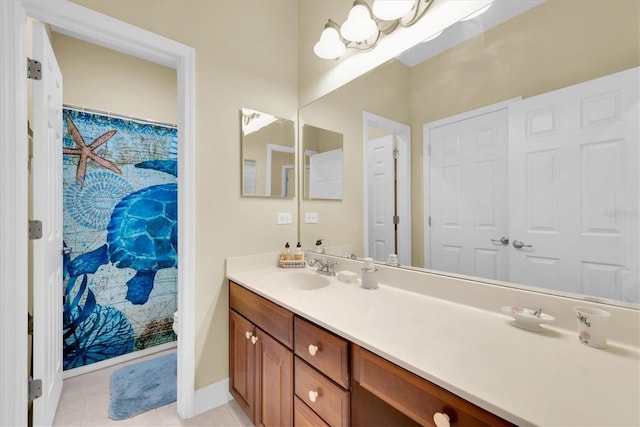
308,390 -> 319,403
433,412 -> 450,427
308,344 -> 319,356
245,331 -> 252,340
251,336 -> 258,344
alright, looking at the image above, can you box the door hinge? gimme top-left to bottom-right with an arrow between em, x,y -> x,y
393,215 -> 400,225
29,220 -> 43,240
393,149 -> 399,160
28,377 -> 42,401
27,58 -> 42,80
428,144 -> 431,156
428,216 -> 431,227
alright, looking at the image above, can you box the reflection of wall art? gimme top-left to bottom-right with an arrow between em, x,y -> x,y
62,107 -> 178,370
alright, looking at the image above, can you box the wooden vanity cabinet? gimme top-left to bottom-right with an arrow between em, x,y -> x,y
351,344 -> 515,427
229,282 -> 294,427
229,280 -> 514,427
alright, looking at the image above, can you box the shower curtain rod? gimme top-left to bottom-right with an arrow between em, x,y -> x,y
63,103 -> 177,129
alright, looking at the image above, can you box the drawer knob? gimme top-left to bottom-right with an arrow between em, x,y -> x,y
251,336 -> 258,344
245,331 -> 252,340
308,344 -> 319,356
308,390 -> 319,403
433,412 -> 450,427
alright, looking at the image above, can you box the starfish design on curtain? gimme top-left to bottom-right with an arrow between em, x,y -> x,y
63,114 -> 122,186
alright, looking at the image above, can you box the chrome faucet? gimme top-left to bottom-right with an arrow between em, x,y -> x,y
309,258 -> 337,276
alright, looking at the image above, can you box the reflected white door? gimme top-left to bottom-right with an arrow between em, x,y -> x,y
32,22 -> 64,426
429,108 -> 509,280
508,67 -> 639,301
367,135 -> 395,262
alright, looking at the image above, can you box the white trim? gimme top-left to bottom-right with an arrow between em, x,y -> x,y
1,0 -> 197,422
0,3 -> 29,426
422,98 -> 521,269
363,112 -> 412,265
193,378 -> 234,417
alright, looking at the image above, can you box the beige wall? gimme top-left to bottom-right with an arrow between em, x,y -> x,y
298,0 -> 640,268
69,0 -> 299,390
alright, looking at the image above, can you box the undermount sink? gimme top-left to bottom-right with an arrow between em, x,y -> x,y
282,271 -> 331,290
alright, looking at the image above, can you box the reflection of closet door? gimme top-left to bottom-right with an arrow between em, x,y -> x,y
508,67 -> 639,301
428,108 -> 509,281
367,135 -> 395,262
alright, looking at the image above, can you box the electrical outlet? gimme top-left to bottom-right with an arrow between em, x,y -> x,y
304,212 -> 318,223
277,212 -> 292,225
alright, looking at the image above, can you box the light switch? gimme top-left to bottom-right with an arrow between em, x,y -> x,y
304,212 -> 318,224
277,212 -> 292,225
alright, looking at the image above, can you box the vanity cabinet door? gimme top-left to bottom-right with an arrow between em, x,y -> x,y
352,344 -> 514,427
255,328 -> 293,427
230,281 -> 294,349
229,310 -> 257,423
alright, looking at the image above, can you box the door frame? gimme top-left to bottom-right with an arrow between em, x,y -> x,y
363,112 -> 412,265
0,0 -> 197,424
422,98 -> 520,269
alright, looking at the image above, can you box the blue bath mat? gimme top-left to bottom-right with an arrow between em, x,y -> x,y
108,353 -> 177,420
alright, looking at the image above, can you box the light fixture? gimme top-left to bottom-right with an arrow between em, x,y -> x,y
372,0 -> 415,21
340,1 -> 378,42
314,20 -> 347,59
314,0 -> 435,60
461,2 -> 493,21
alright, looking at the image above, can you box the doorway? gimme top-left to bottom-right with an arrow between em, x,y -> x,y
363,112 -> 412,265
0,1 -> 196,425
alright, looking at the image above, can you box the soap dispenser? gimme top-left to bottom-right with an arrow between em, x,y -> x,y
294,242 -> 304,261
315,239 -> 324,254
361,257 -> 378,290
281,242 -> 291,261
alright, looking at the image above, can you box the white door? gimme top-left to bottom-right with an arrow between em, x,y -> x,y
429,109 -> 509,280
308,148 -> 343,200
367,135 -> 395,262
508,68 -> 639,301
31,22 -> 64,426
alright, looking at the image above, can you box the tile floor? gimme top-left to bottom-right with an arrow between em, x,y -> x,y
53,350 -> 253,427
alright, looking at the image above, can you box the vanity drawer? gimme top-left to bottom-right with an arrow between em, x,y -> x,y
352,345 -> 514,427
295,357 -> 350,427
229,281 -> 294,349
294,395 -> 330,427
294,316 -> 349,388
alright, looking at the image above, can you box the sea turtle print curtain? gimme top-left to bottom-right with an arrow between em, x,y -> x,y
61,107 -> 178,370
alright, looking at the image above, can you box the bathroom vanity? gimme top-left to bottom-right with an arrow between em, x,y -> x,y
226,253 -> 640,427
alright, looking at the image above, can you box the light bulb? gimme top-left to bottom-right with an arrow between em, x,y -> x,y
372,0 -> 415,21
314,26 -> 346,59
340,4 -> 378,42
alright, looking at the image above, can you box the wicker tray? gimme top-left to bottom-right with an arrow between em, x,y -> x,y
279,257 -> 306,269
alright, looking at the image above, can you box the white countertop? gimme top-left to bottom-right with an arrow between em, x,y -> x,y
226,256 -> 640,427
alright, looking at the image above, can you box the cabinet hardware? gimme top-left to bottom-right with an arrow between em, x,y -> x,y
308,344 -> 319,356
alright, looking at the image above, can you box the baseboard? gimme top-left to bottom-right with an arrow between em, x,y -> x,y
193,377 -> 233,417
63,341 -> 177,379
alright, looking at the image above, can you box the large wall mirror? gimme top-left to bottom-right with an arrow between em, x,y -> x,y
298,0 -> 640,308
241,108 -> 295,198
